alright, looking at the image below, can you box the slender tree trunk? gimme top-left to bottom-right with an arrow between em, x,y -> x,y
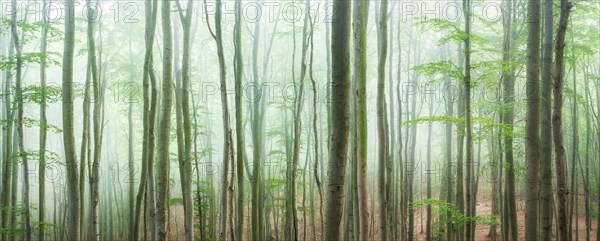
540,0 -> 554,238
0,40 -> 13,241
289,1 -> 312,240
231,1 -> 245,240
376,1 -> 389,240
62,1 -> 80,239
38,1 -> 50,239
87,0 -> 104,239
582,64 -> 591,241
568,46 -> 578,241
442,44 -> 454,241
462,0 -> 475,238
9,134 -> 17,237
501,0 -> 518,239
134,1 -> 159,240
157,0 -> 174,239
204,0 -> 235,239
174,1 -> 195,240
352,0 -> 369,240
9,1 -> 32,239
251,6 -> 263,241
426,98 -> 434,241
552,1 -> 572,240
127,38 -> 135,241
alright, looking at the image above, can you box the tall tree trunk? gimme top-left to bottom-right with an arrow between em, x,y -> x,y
463,0 -> 475,238
38,0 -> 50,239
157,0 -> 174,239
501,0 -> 519,239
352,0 -> 369,240
10,0 -> 32,238
175,1 -> 195,240
134,1 -> 159,240
87,0 -> 103,239
552,1 -> 572,240
62,1 -> 81,239
568,42 -> 578,241
582,63 -> 592,241
376,1 -> 389,240
233,0 -> 244,239
126,37 -> 135,241
289,1 -> 312,240
80,46 -> 91,241
323,0 -> 351,240
426,95 -> 434,241
204,0 -> 235,239
0,39 -> 13,241
250,7 -> 263,241
442,45 -> 455,241
540,0 -> 554,238
525,0 -> 542,237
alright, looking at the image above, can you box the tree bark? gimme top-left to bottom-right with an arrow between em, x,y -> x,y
552,1 -> 572,240
463,0 -> 475,238
175,1 -> 195,239
323,0 -> 351,240
540,0 -> 554,238
204,0 -> 235,239
376,1 -> 389,240
157,0 -> 174,239
352,0 -> 369,240
232,0 -> 244,240
525,0 -> 542,237
38,0 -> 49,239
501,0 -> 519,239
87,1 -> 104,239
62,1 -> 81,240
133,1 -> 159,240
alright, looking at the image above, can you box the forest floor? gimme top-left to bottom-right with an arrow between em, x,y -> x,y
412,196 -> 599,241
164,195 -> 598,241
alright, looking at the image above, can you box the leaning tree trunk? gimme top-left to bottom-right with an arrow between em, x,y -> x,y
552,1 -> 572,240
323,0 -> 351,240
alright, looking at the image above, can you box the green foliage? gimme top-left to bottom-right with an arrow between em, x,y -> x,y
411,60 -> 464,81
416,18 -> 489,46
412,198 -> 500,228
194,180 -> 218,240
22,85 -> 63,104
170,197 -> 185,206
0,19 -> 63,45
0,52 -> 60,70
0,117 -> 60,133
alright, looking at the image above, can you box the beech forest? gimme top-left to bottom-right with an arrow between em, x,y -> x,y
0,0 -> 599,240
